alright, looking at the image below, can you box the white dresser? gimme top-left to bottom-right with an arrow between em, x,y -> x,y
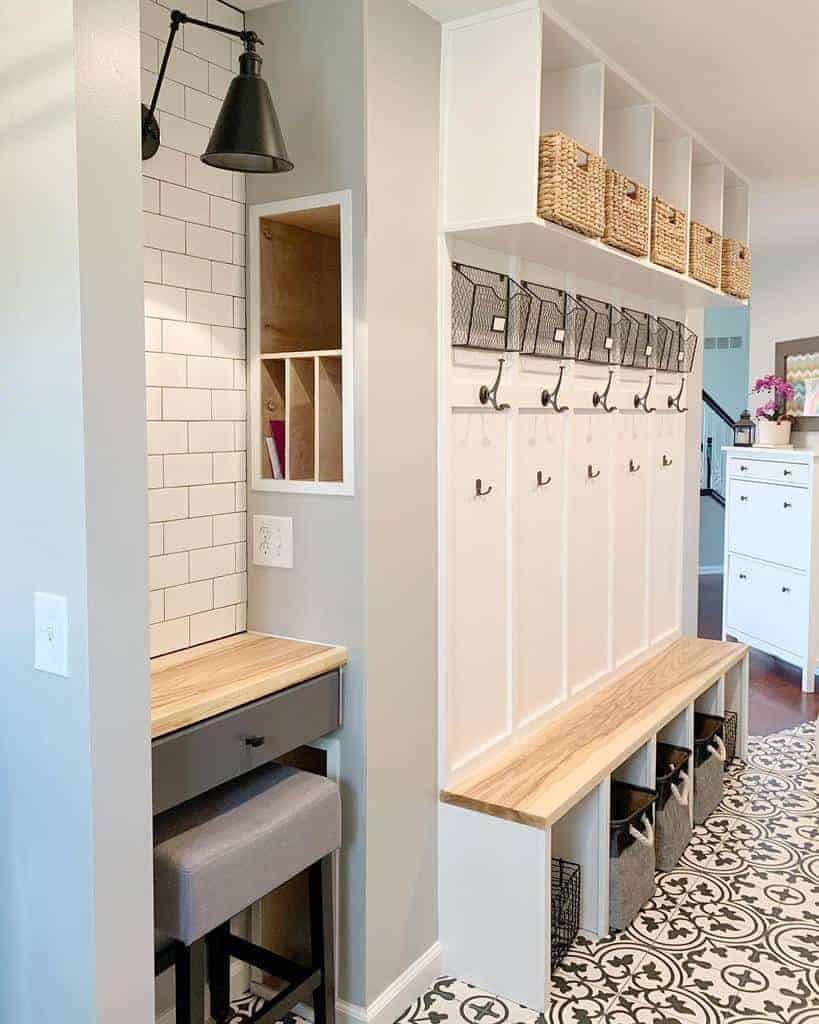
723,446 -> 819,691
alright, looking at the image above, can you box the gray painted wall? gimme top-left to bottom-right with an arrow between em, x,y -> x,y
0,1 -> 154,1018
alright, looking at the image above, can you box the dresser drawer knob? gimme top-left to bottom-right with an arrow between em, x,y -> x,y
739,464 -> 748,471
245,735 -> 266,748
784,469 -> 792,476
738,573 -> 747,580
740,495 -> 749,502
782,586 -> 791,594
784,501 -> 792,509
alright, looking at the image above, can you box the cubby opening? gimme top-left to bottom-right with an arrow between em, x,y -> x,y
540,16 -> 603,154
658,707 -> 695,825
288,357 -> 316,481
602,68 -> 652,189
722,168 -> 749,245
612,739 -> 655,790
690,144 -> 724,234
550,780 -> 609,936
652,111 -> 691,215
260,359 -> 286,481
695,678 -> 724,717
317,356 -> 343,483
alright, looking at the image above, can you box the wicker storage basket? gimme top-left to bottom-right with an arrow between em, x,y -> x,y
538,131 -> 605,238
603,170 -> 649,256
650,197 -> 687,274
689,221 -> 722,288
722,239 -> 751,299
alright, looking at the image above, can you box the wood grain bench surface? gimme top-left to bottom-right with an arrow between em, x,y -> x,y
441,636 -> 747,829
151,631 -> 348,739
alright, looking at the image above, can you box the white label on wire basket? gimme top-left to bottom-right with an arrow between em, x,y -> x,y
678,350 -> 684,362
645,344 -> 653,356
491,316 -> 506,333
604,336 -> 613,350
554,328 -> 565,342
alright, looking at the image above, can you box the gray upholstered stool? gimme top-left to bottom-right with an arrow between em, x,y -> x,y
154,763 -> 341,1024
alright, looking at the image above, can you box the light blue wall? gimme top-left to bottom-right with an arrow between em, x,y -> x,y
702,306 -> 751,418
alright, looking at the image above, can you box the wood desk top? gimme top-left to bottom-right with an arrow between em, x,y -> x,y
151,632 -> 348,739
441,636 -> 747,829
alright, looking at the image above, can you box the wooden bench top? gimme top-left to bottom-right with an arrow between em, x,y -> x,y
151,631 -> 348,738
441,636 -> 747,829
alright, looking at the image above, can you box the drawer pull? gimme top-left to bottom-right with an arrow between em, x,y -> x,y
784,469 -> 792,477
245,735 -> 266,748
740,495 -> 749,502
739,464 -> 748,472
784,501 -> 792,509
738,573 -> 747,580
782,586 -> 791,594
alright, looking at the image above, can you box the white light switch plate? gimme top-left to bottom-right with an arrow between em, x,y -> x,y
34,592 -> 69,676
253,515 -> 293,569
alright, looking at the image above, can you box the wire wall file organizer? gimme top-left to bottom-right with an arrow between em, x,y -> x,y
574,295 -> 623,364
451,263 -> 526,352
656,316 -> 698,373
518,281 -> 578,360
620,307 -> 658,370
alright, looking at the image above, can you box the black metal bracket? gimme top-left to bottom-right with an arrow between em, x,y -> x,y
479,358 -> 510,412
634,375 -> 655,413
592,369 -> 616,413
475,478 -> 492,497
629,458 -> 640,473
541,365 -> 568,412
662,454 -> 673,468
536,470 -> 551,487
667,379 -> 687,412
587,465 -> 601,479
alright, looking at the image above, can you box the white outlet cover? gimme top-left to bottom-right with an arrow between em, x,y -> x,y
253,514 -> 293,569
34,592 -> 69,677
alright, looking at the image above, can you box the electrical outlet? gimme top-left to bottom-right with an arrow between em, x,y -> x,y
34,592 -> 69,676
253,514 -> 293,569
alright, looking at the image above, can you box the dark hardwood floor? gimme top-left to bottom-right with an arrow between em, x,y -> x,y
698,573 -> 819,736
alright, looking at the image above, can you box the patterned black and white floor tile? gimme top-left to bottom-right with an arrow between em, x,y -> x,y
398,723 -> 819,1024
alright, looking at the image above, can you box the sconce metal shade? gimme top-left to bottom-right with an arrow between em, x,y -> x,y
202,50 -> 293,173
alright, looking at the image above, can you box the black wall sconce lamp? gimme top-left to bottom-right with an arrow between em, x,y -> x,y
142,8 -> 293,173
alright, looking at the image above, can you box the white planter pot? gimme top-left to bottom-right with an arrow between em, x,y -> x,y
756,419 -> 792,447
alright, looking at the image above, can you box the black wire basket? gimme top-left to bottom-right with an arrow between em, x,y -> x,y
574,295 -> 622,364
723,711 -> 738,765
518,280 -> 578,360
620,307 -> 658,370
551,857 -> 581,971
451,262 -> 523,352
656,316 -> 698,373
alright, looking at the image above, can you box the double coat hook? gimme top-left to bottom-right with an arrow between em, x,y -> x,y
541,365 -> 568,413
479,358 -> 510,412
634,375 -> 655,413
592,369 -> 616,413
667,379 -> 687,412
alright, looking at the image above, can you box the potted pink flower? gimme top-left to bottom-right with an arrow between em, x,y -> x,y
751,374 -> 796,447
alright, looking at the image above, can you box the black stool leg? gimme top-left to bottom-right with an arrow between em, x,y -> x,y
207,922 -> 232,1022
176,937 -> 206,1024
309,855 -> 336,1024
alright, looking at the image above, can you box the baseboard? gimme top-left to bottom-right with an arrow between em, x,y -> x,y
336,942 -> 443,1024
698,565 -> 723,576
155,957 -> 249,1024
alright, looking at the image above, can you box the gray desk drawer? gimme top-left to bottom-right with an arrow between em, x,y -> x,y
152,670 -> 340,814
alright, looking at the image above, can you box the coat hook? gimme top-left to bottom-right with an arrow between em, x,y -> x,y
662,454 -> 673,468
475,478 -> 492,497
536,470 -> 551,487
634,375 -> 655,413
541,364 -> 568,413
667,378 -> 687,412
587,464 -> 601,479
592,368 -> 616,413
629,458 -> 640,473
478,357 -> 510,412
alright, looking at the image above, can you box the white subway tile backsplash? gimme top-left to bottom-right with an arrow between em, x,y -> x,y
189,482 -> 235,517
144,212 -> 186,252
162,320 -> 211,356
212,262 -> 245,297
184,21 -> 232,69
211,196 -> 244,234
187,223 -> 233,261
235,543 -> 246,572
214,572 -> 246,608
211,389 -> 245,421
189,544 -> 235,582
158,111 -> 210,157
188,355 -> 234,389
142,68 -> 184,116
151,617 -> 191,657
189,605 -> 235,646
150,590 -> 165,624
147,455 -> 164,488
213,512 -> 246,545
189,421 -> 235,453
147,421 -> 188,455
233,360 -> 246,390
162,251 -> 211,291
143,176 -> 160,213
164,516 -> 213,553
208,0 -> 243,31
164,579 -> 213,619
149,523 -> 164,557
144,247 -> 162,283
236,602 -> 247,632
186,155 -> 233,199
235,421 -> 246,452
162,387 -> 211,421
141,0 -> 171,40
166,46 -> 209,91
144,146 -> 187,186
148,487 -> 189,523
147,351 -> 187,388
149,551 -> 188,590
232,233 -> 245,266
232,174 -> 245,203
145,317 -> 162,352
184,87 -> 221,128
146,388 -> 162,421
208,62 -> 232,100
211,326 -> 244,358
161,181 -> 210,225
233,297 -> 246,329
145,282 -> 187,321
142,32 -> 159,71
163,453 -> 212,487
213,451 -> 245,483
235,482 -> 247,513
187,290 -> 234,327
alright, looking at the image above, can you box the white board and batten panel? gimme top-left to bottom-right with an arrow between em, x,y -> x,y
648,412 -> 685,644
612,411 -> 649,666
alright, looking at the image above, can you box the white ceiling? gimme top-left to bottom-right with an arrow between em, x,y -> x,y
237,0 -> 819,188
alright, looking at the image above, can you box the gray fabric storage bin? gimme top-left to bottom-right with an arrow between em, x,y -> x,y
655,788 -> 691,869
610,825 -> 655,931
693,749 -> 723,825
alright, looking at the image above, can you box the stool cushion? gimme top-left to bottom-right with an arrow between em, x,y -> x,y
154,764 -> 340,944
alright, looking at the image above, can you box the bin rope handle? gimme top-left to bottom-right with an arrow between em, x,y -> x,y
707,735 -> 727,763
671,769 -> 689,807
628,814 -> 654,847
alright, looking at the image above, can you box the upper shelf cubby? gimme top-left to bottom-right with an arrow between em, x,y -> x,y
441,1 -> 750,306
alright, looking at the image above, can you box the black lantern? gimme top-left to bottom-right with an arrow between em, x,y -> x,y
142,9 -> 293,174
733,410 -> 755,447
